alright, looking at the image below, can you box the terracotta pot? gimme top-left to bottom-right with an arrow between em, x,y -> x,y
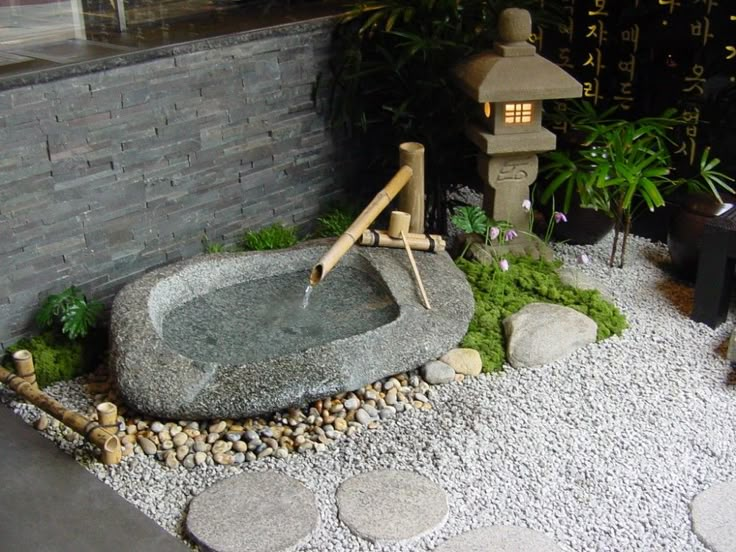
667,192 -> 735,278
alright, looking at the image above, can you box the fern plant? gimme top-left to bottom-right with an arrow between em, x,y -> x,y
36,286 -> 103,340
241,223 -> 299,251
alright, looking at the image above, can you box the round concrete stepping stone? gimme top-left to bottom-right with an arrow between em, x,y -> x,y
187,472 -> 318,552
692,481 -> 736,551
434,526 -> 564,552
336,469 -> 447,543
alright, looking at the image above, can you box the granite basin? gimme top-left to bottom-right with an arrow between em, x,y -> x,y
110,240 -> 474,419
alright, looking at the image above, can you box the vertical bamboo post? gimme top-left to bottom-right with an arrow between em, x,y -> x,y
12,349 -> 38,390
388,211 -> 411,239
398,142 -> 425,234
96,402 -> 118,431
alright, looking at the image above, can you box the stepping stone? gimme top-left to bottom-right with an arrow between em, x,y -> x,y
692,481 -> 736,551
435,526 -> 564,552
336,470 -> 447,543
187,472 -> 318,552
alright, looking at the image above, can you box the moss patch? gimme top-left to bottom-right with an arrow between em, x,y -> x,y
457,256 -> 627,372
4,332 -> 85,388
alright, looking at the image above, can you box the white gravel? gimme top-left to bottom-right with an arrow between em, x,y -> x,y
4,234 -> 736,551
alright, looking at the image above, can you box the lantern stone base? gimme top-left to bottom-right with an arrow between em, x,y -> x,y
478,153 -> 538,231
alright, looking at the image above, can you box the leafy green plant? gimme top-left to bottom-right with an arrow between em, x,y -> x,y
36,286 -> 103,340
450,205 -> 515,264
458,256 -> 627,372
315,205 -> 359,237
5,332 -> 84,388
241,223 -> 299,251
331,0 -> 562,231
540,101 -> 734,267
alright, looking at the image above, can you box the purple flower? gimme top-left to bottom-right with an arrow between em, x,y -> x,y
499,258 -> 509,272
554,211 -> 568,223
521,199 -> 532,212
577,253 -> 590,265
504,229 -> 518,241
489,227 -> 500,240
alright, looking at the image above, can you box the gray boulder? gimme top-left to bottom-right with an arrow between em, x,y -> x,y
110,240 -> 474,419
503,302 -> 597,369
420,360 -> 456,385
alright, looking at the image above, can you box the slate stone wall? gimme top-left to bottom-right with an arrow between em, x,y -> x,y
0,18 -> 353,347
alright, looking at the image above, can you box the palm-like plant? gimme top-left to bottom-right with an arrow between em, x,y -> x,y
541,101 -> 734,267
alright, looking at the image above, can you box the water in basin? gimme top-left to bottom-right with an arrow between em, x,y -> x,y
162,266 -> 399,364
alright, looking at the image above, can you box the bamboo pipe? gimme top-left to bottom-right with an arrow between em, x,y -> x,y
310,165 -> 413,285
359,230 -> 446,252
398,142 -> 425,234
0,364 -> 122,465
12,349 -> 38,390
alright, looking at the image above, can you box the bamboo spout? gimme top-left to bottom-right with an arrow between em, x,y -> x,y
310,165 -> 413,285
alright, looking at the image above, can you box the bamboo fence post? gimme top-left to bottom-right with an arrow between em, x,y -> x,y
400,230 -> 432,310
0,363 -> 121,465
310,165 -> 413,285
12,349 -> 38,390
96,402 -> 118,432
398,142 -> 425,234
388,211 -> 411,238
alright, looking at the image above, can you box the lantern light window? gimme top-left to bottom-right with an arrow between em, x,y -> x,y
504,103 -> 533,124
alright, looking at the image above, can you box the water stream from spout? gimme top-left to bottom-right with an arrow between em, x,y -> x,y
302,284 -> 313,309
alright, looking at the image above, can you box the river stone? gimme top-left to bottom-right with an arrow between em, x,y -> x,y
435,526 -> 564,552
421,360 -> 456,384
503,302 -> 597,369
691,480 -> 736,551
110,240 -> 474,419
336,470 -> 447,543
187,472 -> 318,552
440,348 -> 482,376
558,267 -> 612,300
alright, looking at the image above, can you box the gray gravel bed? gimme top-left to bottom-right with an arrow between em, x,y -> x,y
3,234 -> 736,551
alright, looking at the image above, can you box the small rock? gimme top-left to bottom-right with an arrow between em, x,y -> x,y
182,454 -> 196,469
209,421 -> 227,434
421,360 -> 456,385
138,436 -> 157,456
334,418 -> 348,432
34,414 -> 49,431
232,440 -> 248,453
173,432 -> 188,447
194,451 -> 208,466
440,348 -> 482,376
211,440 -> 232,455
164,451 -> 180,468
356,409 -> 373,425
232,452 -> 246,464
225,432 -> 242,442
193,440 -> 209,453
150,421 -> 165,433
344,397 -> 360,411
363,404 -> 379,418
244,429 -> 259,441
245,451 -> 257,462
206,432 -> 220,444
176,445 -> 190,461
160,439 -> 174,451
257,447 -> 274,459
379,407 -> 396,420
385,388 -> 398,406
213,452 -> 233,465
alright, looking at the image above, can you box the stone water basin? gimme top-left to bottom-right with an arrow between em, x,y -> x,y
110,240 -> 474,419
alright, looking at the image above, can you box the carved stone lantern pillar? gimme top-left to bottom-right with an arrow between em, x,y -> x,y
453,8 -> 582,234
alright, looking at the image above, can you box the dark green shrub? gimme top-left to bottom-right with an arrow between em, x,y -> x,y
241,223 -> 299,251
458,256 -> 627,372
5,332 -> 84,388
331,0 -> 562,230
36,286 -> 103,340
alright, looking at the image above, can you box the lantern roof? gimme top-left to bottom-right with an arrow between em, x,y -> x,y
453,8 -> 582,103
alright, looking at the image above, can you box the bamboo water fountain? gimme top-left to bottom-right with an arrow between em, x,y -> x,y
310,142 -> 426,286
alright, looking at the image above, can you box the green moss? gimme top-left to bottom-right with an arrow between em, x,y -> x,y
457,256 -> 627,373
4,332 -> 85,388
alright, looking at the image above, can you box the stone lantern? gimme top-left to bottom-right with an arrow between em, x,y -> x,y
453,8 -> 582,234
